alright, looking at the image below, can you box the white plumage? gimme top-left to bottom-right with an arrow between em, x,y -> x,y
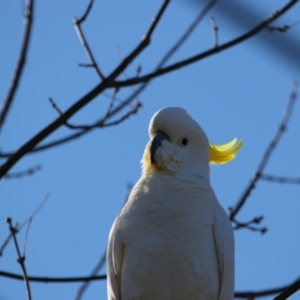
107,107 -> 238,300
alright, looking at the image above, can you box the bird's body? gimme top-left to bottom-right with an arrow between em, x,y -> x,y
107,107 -> 241,300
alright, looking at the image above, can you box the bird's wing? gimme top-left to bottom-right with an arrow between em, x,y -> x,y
107,219 -> 124,300
213,207 -> 235,300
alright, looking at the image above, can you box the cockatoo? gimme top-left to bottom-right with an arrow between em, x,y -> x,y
107,107 -> 242,300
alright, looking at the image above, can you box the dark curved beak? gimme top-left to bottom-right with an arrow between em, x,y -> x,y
150,131 -> 170,164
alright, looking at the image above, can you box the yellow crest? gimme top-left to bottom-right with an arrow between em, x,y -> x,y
209,138 -> 243,164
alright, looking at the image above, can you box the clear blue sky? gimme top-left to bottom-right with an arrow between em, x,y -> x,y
1,1 -> 300,299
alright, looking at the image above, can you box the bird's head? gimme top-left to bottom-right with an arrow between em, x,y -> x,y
141,107 -> 242,179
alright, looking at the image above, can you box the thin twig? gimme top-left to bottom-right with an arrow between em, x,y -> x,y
265,24 -> 290,33
19,194 -> 50,229
232,216 -> 267,234
0,0 -> 170,179
48,97 -> 63,115
0,91 -> 139,158
22,218 -> 33,257
260,174 -> 300,185
4,164 -> 41,179
102,102 -> 141,127
265,17 -> 300,34
110,0 -> 298,88
229,80 -> 298,220
118,46 -> 142,107
210,17 -> 219,47
0,0 -> 34,131
74,0 -> 105,80
75,184 -> 132,300
6,218 -> 32,300
0,194 -> 49,257
0,233 -> 13,257
49,94 -> 140,130
48,97 -> 81,129
77,183 -> 129,300
74,250 -> 106,300
103,88 -> 118,120
78,63 -> 93,68
0,221 -> 19,257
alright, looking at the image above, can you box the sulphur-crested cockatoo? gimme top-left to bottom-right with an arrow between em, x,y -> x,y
107,107 -> 242,300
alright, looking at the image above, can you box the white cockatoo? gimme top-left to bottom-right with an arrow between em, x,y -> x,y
107,107 -> 242,300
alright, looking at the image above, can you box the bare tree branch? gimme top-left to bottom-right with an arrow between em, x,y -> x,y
19,194 -> 50,229
74,0 -> 105,80
48,97 -> 63,115
22,219 -> 33,258
229,80 -> 298,220
0,94 -> 141,160
0,0 -> 214,158
74,250 -> 106,300
117,48 -> 143,114
260,174 -> 300,185
0,130 -> 93,157
273,278 -> 300,300
0,0 -> 170,179
103,88 -> 118,120
6,218 -> 32,300
49,95 -> 141,130
102,102 -> 141,127
234,278 -> 299,298
0,0 -> 34,131
4,164 -> 41,179
109,0 -> 298,88
0,221 -> 19,257
232,216 -> 267,234
0,270 -> 106,282
264,18 -> 300,34
0,269 -> 298,300
265,24 -> 290,33
74,183 -> 134,299
0,194 -> 49,257
76,0 -> 93,24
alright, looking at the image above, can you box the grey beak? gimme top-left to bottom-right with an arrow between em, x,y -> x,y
150,131 -> 170,164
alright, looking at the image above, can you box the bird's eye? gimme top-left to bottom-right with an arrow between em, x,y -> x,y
181,138 -> 188,146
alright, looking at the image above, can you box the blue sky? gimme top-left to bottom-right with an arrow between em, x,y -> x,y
1,1 -> 300,299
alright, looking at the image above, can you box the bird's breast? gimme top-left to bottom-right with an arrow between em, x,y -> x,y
119,175 -> 221,299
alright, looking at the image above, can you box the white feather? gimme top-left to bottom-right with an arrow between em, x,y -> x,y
107,107 -> 235,300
